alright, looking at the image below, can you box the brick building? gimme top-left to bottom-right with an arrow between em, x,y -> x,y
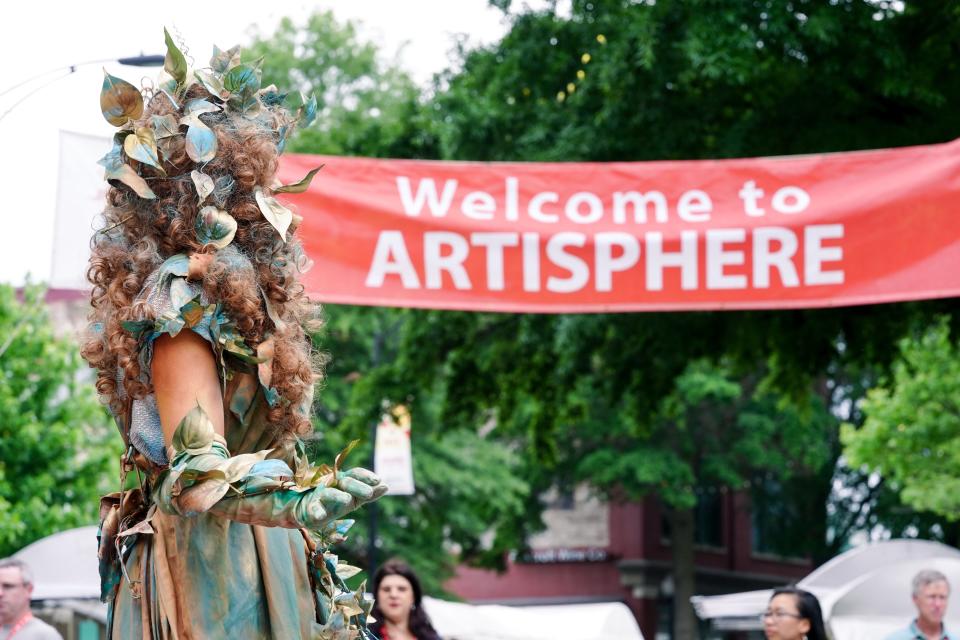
445,485 -> 811,639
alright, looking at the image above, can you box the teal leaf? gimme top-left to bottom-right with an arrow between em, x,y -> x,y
195,206 -> 237,249
98,141 -> 155,199
182,120 -> 217,163
300,94 -> 318,128
223,65 -> 259,94
210,44 -> 241,73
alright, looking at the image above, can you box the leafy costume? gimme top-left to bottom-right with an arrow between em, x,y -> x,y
93,30 -> 385,639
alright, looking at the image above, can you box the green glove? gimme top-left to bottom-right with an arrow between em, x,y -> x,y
156,405 -> 387,529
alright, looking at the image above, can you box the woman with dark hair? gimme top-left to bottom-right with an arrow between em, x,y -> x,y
369,561 -> 442,640
762,586 -> 828,640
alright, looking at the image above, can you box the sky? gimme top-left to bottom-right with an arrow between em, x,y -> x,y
0,1 -> 527,285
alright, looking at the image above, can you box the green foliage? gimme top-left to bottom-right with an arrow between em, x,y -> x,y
305,306 -> 531,595
247,11 -> 438,159
842,317 -> 960,518
244,2 -> 960,613
0,284 -> 119,556
439,0 -> 960,162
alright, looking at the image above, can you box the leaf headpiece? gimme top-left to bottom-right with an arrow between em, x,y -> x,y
97,28 -> 323,247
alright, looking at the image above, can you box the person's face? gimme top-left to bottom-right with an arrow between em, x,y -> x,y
914,580 -> 950,626
763,593 -> 811,640
0,567 -> 32,625
377,574 -> 415,624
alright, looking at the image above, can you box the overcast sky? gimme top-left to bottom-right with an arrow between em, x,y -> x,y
0,1 -> 529,285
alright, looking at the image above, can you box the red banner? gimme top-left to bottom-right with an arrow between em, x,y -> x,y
277,140 -> 960,313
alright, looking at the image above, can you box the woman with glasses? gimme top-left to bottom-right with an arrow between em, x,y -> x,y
761,586 -> 828,640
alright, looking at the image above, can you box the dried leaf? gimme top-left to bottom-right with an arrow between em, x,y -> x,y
256,337 -> 275,388
217,450 -> 270,484
274,165 -> 324,194
123,127 -> 164,173
254,187 -> 293,240
194,69 -> 227,100
195,205 -> 237,249
210,44 -> 241,73
334,440 -> 360,476
191,170 -> 215,203
179,299 -> 207,328
176,478 -> 231,514
184,99 -> 220,117
259,285 -> 286,330
151,114 -> 180,139
98,141 -> 155,199
163,27 -> 188,88
335,563 -> 362,580
100,70 -> 143,126
333,593 -> 364,617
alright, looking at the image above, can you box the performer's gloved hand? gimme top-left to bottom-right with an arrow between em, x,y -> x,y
156,405 -> 387,529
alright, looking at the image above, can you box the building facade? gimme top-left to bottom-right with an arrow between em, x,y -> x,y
446,487 -> 811,639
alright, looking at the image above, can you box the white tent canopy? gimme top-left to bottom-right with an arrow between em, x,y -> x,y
423,597 -> 644,640
692,539 -> 960,639
14,525 -> 101,601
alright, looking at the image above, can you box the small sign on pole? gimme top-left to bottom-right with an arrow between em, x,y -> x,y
374,405 -> 415,495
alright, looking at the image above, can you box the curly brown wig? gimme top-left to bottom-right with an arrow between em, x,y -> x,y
81,85 -> 323,441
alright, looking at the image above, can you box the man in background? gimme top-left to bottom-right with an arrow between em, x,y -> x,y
886,569 -> 956,640
0,558 -> 62,640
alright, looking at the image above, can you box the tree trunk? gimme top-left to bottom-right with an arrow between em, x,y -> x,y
668,507 -> 697,640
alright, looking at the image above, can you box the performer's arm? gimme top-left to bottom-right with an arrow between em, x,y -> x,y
152,331 -> 225,446
149,330 -> 386,528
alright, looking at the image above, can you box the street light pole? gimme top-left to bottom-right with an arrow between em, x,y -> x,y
0,54 -> 163,123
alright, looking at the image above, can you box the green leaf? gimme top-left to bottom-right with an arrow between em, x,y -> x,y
223,65 -> 260,94
100,71 -> 143,127
163,27 -> 188,87
274,165 -> 324,194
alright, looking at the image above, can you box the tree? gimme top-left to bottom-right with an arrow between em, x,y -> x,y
302,305 -> 531,595
842,317 -> 960,518
0,284 -> 118,557
414,1 -> 960,635
246,15 -> 529,594
247,3 -> 960,635
247,11 -> 438,159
